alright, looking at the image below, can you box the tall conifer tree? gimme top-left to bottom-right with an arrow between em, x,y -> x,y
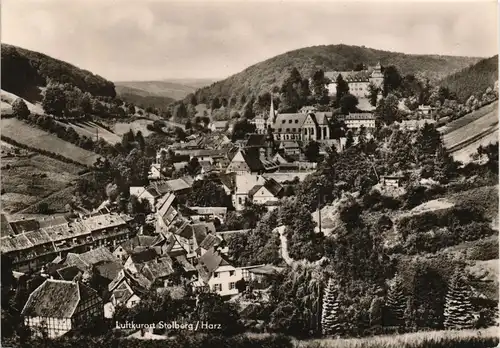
444,270 -> 475,329
386,274 -> 407,326
321,278 -> 343,336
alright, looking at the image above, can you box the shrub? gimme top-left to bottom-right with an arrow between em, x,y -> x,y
467,237 -> 499,260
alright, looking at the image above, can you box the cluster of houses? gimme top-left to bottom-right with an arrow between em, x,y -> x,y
0,213 -> 134,272
5,182 -> 283,338
5,61 -> 440,340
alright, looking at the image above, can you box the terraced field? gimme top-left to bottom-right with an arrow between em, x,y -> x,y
1,147 -> 83,213
0,118 -> 99,166
65,121 -> 122,144
441,101 -> 498,163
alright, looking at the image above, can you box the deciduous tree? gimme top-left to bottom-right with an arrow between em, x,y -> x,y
12,98 -> 30,119
335,74 -> 349,106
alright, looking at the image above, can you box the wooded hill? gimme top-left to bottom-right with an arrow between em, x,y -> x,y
115,85 -> 176,111
188,44 -> 482,107
1,44 -> 116,102
438,55 -> 499,102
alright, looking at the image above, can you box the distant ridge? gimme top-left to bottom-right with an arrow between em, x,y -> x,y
188,44 -> 482,105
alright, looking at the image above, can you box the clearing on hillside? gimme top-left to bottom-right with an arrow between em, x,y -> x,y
112,119 -> 155,137
1,146 -> 83,213
64,121 -> 122,144
1,118 -> 99,166
1,89 -> 45,114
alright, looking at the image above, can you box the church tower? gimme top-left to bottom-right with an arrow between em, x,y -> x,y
265,125 -> 276,158
370,61 -> 384,89
266,96 -> 277,130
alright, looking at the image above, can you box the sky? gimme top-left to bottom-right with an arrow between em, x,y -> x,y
2,0 -> 498,81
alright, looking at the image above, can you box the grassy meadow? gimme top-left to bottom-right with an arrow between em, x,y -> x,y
1,145 -> 83,213
1,118 -> 99,166
294,327 -> 499,348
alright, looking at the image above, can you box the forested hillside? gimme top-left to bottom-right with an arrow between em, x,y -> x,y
1,44 -> 116,101
439,55 -> 499,102
188,44 -> 481,107
116,85 -> 175,111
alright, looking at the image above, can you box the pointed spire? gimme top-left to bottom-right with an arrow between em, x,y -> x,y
269,97 -> 275,120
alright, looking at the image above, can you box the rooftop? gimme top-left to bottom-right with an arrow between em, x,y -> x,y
21,279 -> 99,318
272,113 -> 307,131
346,113 -> 375,120
65,247 -> 119,271
197,249 -> 230,282
81,213 -> 127,232
189,207 -> 228,215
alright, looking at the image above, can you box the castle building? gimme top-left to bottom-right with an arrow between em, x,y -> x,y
325,62 -> 384,98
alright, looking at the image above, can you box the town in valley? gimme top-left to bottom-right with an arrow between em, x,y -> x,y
0,1 -> 499,347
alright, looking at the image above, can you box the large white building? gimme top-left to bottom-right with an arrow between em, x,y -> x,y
325,62 -> 384,98
343,113 -> 376,131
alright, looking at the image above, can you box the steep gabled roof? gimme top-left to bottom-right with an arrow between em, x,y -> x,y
65,247 -> 118,271
140,256 -> 174,281
218,172 -> 236,191
199,234 -> 223,250
198,248 -> 229,274
312,112 -> 333,125
129,248 -> 159,264
263,178 -> 283,196
248,178 -> 283,198
21,280 -> 99,318
112,282 -> 135,303
119,235 -> 163,254
272,113 -> 307,131
56,266 -> 82,281
93,260 -> 123,281
174,255 -> 196,272
248,184 -> 264,198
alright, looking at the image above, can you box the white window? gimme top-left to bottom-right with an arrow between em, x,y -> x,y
213,284 -> 222,292
229,282 -> 236,290
213,272 -> 219,278
229,270 -> 235,276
